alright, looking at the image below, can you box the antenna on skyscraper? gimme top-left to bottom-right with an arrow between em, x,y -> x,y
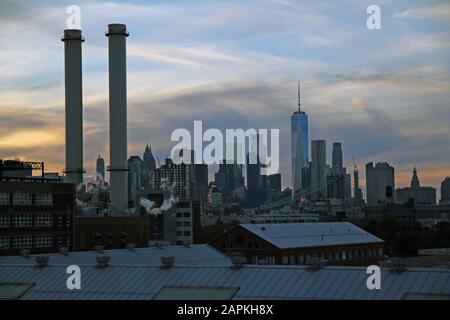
297,82 -> 301,112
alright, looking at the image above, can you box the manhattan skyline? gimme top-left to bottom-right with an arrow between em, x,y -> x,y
0,0 -> 449,192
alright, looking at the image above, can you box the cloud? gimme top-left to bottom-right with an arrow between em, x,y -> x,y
393,3 -> 450,21
351,97 -> 371,109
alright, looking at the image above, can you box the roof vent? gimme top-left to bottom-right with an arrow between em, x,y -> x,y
381,258 -> 407,272
387,258 -> 406,273
95,245 -> 104,253
160,256 -> 175,268
59,246 -> 69,255
261,227 -> 266,231
96,255 -> 110,268
306,257 -> 327,271
20,249 -> 30,258
34,256 -> 49,267
155,242 -> 164,249
126,243 -> 136,251
230,256 -> 246,270
182,241 -> 191,248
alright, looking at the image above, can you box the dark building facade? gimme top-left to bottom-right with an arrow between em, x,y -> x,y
0,181 -> 75,256
74,216 -> 149,251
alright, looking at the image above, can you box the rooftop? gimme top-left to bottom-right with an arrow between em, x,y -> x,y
0,263 -> 448,300
240,222 -> 384,249
0,244 -> 231,267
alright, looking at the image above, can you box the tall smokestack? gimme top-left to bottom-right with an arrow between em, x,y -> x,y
106,24 -> 129,215
62,29 -> 84,185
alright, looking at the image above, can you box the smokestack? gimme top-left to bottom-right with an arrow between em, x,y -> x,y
62,29 -> 84,185
106,24 -> 129,215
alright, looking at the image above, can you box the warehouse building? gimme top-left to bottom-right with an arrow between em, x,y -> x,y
209,222 -> 385,266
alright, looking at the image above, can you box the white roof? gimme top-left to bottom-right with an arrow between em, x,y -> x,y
240,222 -> 384,249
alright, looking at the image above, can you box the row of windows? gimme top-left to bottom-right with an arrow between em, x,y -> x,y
281,248 -> 384,265
0,234 -> 55,250
176,212 -> 191,218
176,231 -> 191,237
176,221 -> 191,228
0,214 -> 70,228
0,193 -> 53,206
0,235 -> 69,248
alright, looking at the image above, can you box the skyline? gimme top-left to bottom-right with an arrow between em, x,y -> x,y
0,0 -> 449,193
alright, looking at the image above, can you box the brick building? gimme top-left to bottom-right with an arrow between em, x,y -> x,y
0,181 -> 75,256
210,222 -> 385,266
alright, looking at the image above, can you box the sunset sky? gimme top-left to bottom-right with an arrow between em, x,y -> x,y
0,0 -> 449,197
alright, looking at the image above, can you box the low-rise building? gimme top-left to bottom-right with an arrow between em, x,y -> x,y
209,222 -> 385,266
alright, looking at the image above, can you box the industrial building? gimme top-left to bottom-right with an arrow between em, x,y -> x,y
0,180 -> 75,256
209,222 -> 385,266
73,215 -> 149,251
0,250 -> 448,300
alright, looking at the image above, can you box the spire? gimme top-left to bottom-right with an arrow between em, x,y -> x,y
297,82 -> 301,112
411,165 -> 420,188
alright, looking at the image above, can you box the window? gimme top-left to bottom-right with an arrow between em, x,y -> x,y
282,256 -> 289,265
35,193 -> 53,206
176,231 -> 182,237
176,222 -> 183,227
0,236 -> 10,250
0,215 -> 10,228
183,212 -> 190,218
176,212 -> 182,218
12,214 -> 32,228
183,231 -> 191,237
183,221 -> 191,227
12,235 -> 32,249
378,248 -> 383,257
13,193 -> 32,206
0,193 -> 9,205
34,213 -> 53,227
34,234 -> 53,248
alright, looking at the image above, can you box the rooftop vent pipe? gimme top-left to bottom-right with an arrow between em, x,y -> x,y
160,256 -> 175,269
35,256 -> 50,267
230,256 -> 246,270
96,255 -> 110,268
306,257 -> 327,271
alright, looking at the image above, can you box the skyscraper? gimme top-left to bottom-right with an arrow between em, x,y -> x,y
441,177 -> 450,205
142,144 -> 156,193
332,143 -> 343,172
127,156 -> 144,205
353,165 -> 364,206
96,155 -> 105,181
291,83 -> 308,204
311,140 -> 327,201
365,162 -> 395,205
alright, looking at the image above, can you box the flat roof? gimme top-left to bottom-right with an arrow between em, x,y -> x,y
240,222 -> 384,249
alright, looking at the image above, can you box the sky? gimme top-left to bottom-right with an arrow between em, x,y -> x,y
0,0 -> 449,198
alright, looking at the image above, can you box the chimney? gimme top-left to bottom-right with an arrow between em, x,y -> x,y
106,24 -> 129,215
62,29 -> 84,185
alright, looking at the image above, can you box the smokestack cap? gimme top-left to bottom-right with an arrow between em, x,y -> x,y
106,24 -> 129,37
62,29 -> 84,42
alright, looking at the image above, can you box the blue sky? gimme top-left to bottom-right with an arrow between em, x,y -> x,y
0,0 -> 449,195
